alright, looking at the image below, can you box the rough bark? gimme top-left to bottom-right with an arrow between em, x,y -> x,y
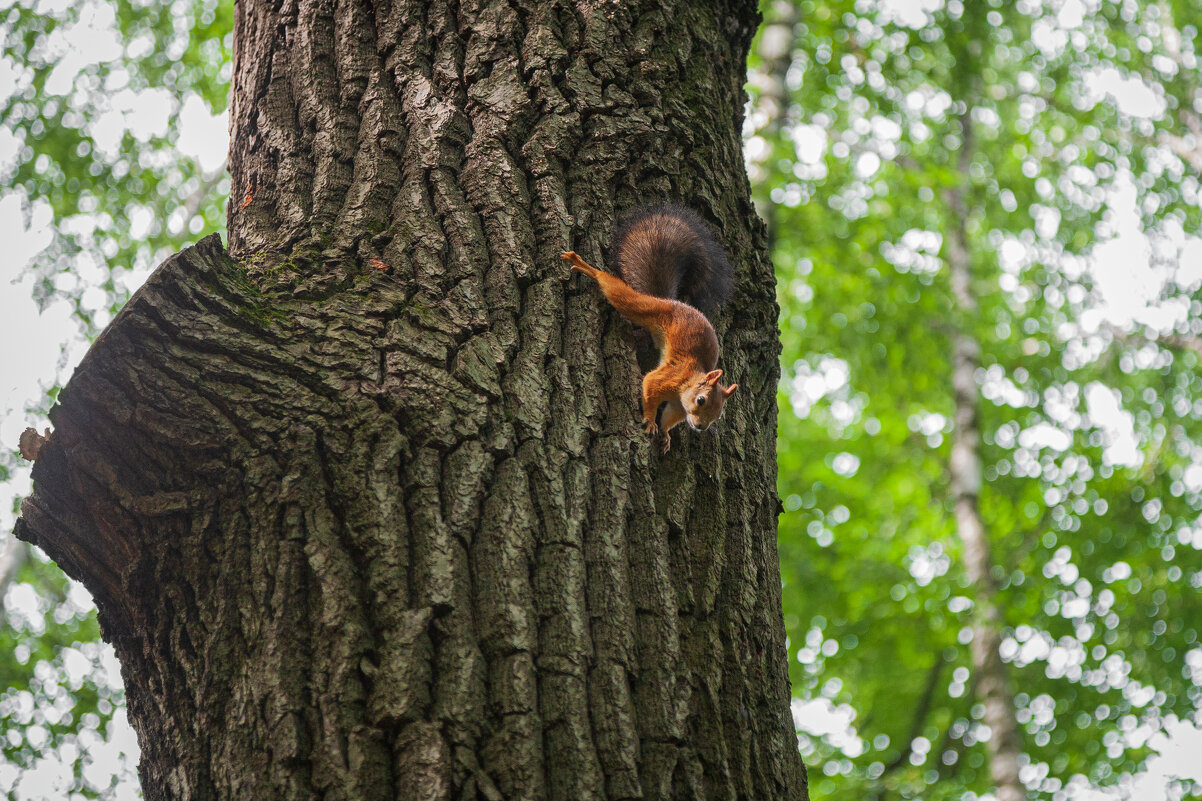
15,1 -> 807,799
945,116 -> 1025,801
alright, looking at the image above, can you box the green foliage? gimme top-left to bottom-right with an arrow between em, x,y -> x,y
751,1 -> 1202,799
0,555 -> 130,797
1,0 -> 231,332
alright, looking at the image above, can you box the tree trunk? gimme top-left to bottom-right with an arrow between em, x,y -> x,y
15,1 -> 807,800
749,0 -> 796,253
945,115 -> 1024,801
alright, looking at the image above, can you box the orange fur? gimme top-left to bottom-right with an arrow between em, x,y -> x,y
564,250 -> 737,453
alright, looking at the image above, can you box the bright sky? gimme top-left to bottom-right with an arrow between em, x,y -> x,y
2,0 -> 1200,798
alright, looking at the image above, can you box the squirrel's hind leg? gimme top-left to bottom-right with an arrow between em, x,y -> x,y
567,253 -> 676,333
561,251 -> 599,278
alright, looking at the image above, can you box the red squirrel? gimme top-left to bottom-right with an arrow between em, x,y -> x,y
563,205 -> 737,454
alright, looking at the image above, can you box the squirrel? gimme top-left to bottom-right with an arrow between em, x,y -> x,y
563,204 -> 738,454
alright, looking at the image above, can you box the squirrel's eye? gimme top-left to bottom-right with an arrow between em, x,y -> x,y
696,396 -> 707,407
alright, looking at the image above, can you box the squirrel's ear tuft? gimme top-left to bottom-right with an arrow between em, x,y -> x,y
724,383 -> 738,397
705,369 -> 723,384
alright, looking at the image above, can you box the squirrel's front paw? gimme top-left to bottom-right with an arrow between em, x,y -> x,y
657,433 -> 671,455
642,418 -> 659,437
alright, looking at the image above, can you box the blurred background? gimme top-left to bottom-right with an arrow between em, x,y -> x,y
1,0 -> 1200,798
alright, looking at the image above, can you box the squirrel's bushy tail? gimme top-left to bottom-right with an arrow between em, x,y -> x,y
611,204 -> 733,317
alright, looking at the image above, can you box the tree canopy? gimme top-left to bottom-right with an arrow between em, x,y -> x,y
748,0 -> 1202,799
